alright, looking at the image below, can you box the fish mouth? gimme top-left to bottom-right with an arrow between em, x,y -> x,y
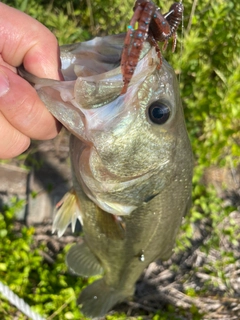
70,47 -> 161,145
18,35 -> 160,142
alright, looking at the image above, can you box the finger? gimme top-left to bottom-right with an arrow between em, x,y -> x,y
0,66 -> 61,140
0,112 -> 30,159
0,3 -> 62,80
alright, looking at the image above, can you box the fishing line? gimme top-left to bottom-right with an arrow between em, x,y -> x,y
0,280 -> 46,320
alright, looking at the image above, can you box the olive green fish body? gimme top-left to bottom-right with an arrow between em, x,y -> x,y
19,34 -> 193,318
68,122 -> 191,317
66,56 -> 192,316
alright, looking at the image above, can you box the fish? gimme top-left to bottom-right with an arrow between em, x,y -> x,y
19,33 -> 193,318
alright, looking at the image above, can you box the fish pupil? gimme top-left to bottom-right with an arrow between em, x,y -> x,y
148,101 -> 170,124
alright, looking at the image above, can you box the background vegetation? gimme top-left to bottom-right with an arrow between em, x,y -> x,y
0,0 -> 239,319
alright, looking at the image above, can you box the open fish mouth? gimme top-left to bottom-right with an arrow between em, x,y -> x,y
18,34 -> 160,140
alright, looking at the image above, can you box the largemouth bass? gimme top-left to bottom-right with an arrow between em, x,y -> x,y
19,33 -> 193,318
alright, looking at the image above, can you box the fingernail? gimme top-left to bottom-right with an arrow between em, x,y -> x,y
0,71 -> 9,97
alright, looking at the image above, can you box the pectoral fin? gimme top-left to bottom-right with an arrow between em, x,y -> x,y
52,188 -> 82,237
66,242 -> 103,277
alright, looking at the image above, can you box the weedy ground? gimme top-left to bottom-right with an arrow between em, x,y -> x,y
0,0 -> 240,319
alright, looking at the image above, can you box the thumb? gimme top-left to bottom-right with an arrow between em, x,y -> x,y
0,68 -> 30,158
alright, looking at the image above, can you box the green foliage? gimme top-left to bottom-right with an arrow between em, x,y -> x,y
0,199 -> 90,319
3,0 -> 133,44
169,0 -> 240,168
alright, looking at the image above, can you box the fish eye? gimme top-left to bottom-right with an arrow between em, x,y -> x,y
148,101 -> 171,125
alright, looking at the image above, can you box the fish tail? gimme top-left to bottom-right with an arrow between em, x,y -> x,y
78,278 -> 132,318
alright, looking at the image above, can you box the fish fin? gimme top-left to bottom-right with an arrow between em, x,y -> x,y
78,278 -> 130,318
96,207 -> 125,240
66,242 -> 103,277
52,188 -> 83,237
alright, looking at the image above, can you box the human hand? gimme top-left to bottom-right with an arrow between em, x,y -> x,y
0,3 -> 62,159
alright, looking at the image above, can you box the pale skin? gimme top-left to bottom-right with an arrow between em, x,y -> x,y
0,3 -> 62,159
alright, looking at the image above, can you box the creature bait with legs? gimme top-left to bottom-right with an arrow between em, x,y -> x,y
121,0 -> 184,93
